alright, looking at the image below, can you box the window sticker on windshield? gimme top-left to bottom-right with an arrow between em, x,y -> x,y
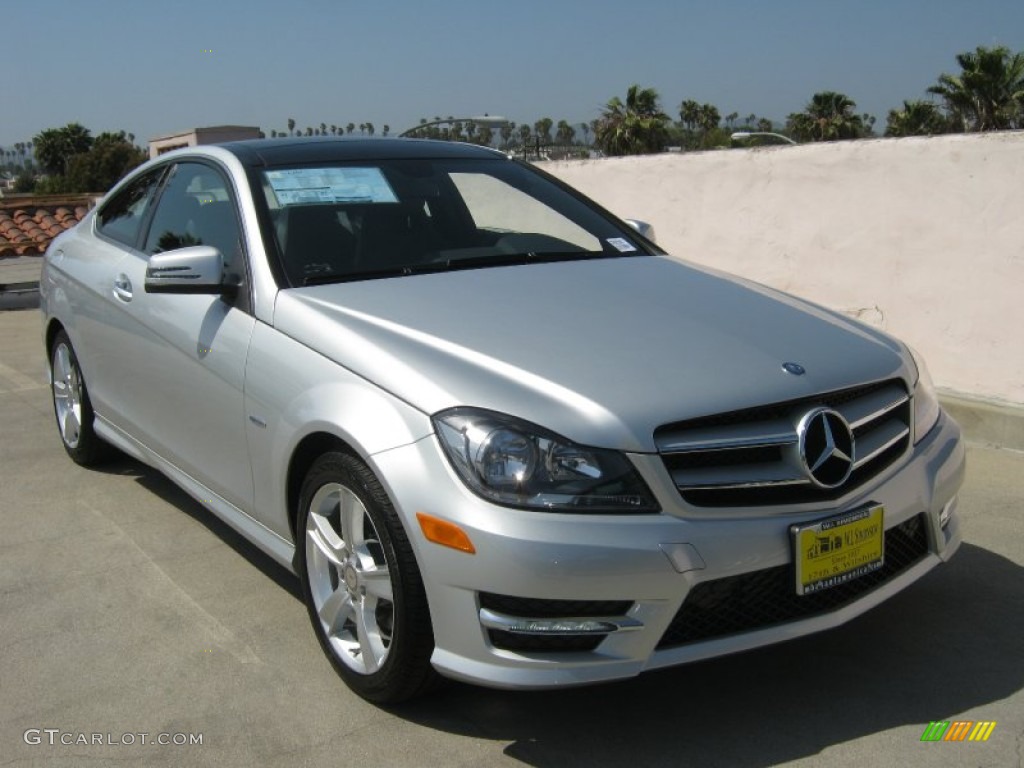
265,168 -> 399,205
606,237 -> 637,252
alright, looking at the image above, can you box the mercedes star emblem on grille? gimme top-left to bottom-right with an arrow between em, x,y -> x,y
797,408 -> 855,489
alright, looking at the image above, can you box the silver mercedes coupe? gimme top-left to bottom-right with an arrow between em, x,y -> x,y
41,138 -> 965,703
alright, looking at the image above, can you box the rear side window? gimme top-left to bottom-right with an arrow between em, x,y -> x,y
95,169 -> 164,247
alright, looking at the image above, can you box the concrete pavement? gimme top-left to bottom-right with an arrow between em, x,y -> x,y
1,308 -> 1022,767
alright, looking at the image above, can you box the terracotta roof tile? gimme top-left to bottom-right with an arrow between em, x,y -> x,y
0,197 -> 95,258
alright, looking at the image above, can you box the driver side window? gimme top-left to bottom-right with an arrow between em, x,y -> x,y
143,162 -> 243,274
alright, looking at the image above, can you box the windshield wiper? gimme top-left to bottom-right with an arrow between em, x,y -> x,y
436,250 -> 621,270
301,250 -> 630,286
302,265 -> 429,286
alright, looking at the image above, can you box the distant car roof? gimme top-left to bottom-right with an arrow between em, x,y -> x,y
220,137 -> 507,167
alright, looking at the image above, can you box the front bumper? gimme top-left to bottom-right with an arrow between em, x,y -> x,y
372,410 -> 964,689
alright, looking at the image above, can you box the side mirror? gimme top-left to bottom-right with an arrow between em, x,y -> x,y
145,245 -> 226,294
624,219 -> 657,244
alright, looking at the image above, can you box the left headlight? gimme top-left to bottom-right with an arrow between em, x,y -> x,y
909,346 -> 941,444
433,407 -> 660,513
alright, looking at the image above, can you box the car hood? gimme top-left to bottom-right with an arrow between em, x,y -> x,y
273,256 -> 912,452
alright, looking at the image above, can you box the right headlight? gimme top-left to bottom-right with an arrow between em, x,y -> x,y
433,407 -> 660,513
909,346 -> 941,444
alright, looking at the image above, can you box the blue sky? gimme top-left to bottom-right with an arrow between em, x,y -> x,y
3,0 -> 1023,148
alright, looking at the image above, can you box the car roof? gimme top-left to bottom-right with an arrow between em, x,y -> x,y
218,137 -> 508,167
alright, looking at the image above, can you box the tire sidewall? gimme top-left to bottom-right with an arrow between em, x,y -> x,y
296,451 -> 432,704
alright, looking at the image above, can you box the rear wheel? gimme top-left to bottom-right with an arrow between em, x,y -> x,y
50,330 -> 113,466
297,451 -> 438,704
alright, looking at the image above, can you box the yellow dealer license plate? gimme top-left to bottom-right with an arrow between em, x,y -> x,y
792,505 -> 885,595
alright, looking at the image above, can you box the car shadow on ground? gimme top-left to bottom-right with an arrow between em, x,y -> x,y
101,456 -> 1020,767
95,454 -> 303,601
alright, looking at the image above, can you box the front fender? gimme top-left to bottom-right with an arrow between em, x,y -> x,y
243,320 -> 432,540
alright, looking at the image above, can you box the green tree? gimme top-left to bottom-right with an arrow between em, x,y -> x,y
928,45 -> 1024,131
346,123 -> 355,135
67,132 -> 147,192
595,84 -> 670,156
287,118 -> 296,136
885,100 -> 948,137
13,170 -> 36,193
786,92 -> 867,141
555,119 -> 576,145
533,117 -> 554,144
34,123 -> 94,174
679,100 -> 701,132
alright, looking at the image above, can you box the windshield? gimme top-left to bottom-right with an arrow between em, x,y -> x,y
258,157 -> 649,285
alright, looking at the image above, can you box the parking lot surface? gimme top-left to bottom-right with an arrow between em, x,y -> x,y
2,307 -> 1022,767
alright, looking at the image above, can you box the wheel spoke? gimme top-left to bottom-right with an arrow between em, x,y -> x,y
54,344 -> 71,380
360,563 -> 393,602
61,406 -> 81,444
318,585 -> 354,636
338,489 -> 365,550
307,513 -> 346,568
354,603 -> 387,674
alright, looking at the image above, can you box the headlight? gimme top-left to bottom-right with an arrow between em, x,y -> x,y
909,346 -> 941,444
433,408 -> 660,513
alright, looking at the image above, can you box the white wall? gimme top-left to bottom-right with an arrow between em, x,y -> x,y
545,132 -> 1024,406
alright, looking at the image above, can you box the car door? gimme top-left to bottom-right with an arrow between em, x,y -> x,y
102,160 -> 256,511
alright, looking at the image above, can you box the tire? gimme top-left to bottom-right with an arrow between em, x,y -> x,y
297,451 -> 438,704
49,330 -> 114,466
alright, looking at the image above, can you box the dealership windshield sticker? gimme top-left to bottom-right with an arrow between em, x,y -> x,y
606,237 -> 637,252
266,167 -> 399,205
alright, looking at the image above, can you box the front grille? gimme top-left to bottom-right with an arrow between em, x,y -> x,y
655,379 -> 911,507
479,593 -> 632,653
657,512 -> 929,649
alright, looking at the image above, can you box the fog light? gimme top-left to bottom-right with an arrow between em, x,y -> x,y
939,496 -> 957,529
479,608 -> 642,635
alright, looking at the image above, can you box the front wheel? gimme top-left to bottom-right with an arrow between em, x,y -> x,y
297,451 -> 438,704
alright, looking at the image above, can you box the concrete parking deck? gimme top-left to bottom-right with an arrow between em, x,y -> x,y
1,309 -> 1022,767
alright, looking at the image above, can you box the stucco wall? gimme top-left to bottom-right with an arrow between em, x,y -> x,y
545,132 -> 1024,406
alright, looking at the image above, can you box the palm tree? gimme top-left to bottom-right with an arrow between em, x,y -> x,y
320,123 -> 327,136
786,92 -> 866,142
382,124 -> 390,137
346,123 -> 355,135
365,122 -> 375,136
579,122 -> 590,145
595,84 -> 670,156
885,100 -> 948,137
555,120 -> 576,145
928,45 -> 1024,131
287,118 -> 296,136
679,100 -> 701,132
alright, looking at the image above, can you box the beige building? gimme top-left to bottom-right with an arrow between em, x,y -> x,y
148,126 -> 263,159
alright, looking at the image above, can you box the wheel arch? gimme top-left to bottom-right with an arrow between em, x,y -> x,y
285,431 -> 355,544
44,317 -> 66,360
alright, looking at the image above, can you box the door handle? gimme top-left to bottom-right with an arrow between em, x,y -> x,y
113,274 -> 133,302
